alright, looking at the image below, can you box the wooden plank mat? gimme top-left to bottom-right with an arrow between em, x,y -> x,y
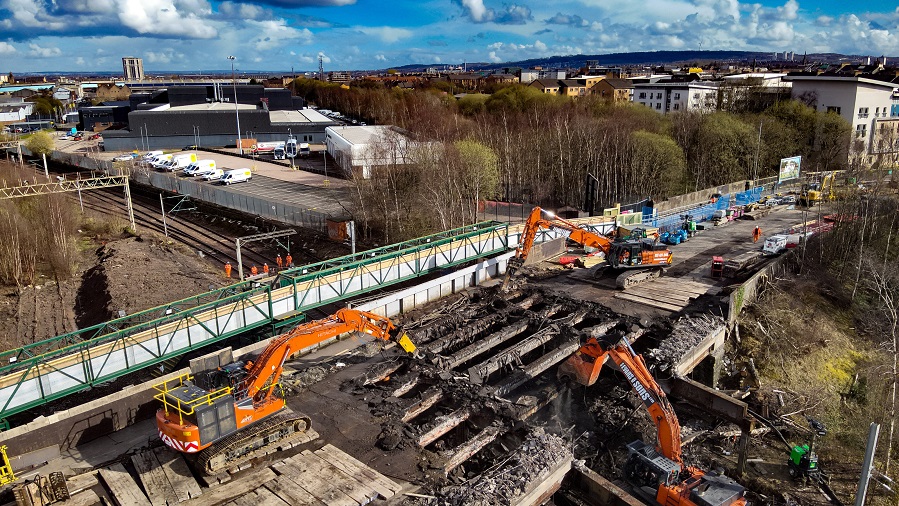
132,449 -> 179,506
271,458 -> 357,506
66,489 -> 102,506
66,471 -> 99,496
624,286 -> 695,302
182,468 -> 276,506
300,450 -> 378,504
614,292 -> 685,312
98,463 -> 152,506
263,475 -> 323,505
153,447 -> 203,502
228,488 -> 288,506
314,444 -> 400,499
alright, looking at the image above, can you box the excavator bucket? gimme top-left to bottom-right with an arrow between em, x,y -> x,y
397,332 -> 417,354
558,349 -> 607,386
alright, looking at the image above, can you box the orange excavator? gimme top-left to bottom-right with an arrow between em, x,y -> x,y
154,308 -> 417,474
559,337 -> 747,506
502,207 -> 673,290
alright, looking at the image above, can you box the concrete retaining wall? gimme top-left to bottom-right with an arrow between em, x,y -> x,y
726,251 -> 798,328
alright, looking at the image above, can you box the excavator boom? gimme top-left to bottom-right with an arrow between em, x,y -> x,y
155,308 -> 415,473
559,337 -> 747,506
502,207 -> 672,291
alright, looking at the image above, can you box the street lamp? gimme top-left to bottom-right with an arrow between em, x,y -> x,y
227,56 -> 242,155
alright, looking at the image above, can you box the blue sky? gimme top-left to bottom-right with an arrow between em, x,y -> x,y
0,0 -> 897,73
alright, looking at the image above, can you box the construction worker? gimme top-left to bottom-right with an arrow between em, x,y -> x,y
250,265 -> 258,276
752,226 -> 762,243
224,262 -> 232,278
276,254 -> 283,270
263,263 -> 269,275
285,253 -> 293,268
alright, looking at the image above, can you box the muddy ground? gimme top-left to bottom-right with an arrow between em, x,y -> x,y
0,232 -> 228,351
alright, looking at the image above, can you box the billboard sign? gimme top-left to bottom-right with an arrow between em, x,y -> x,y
778,156 -> 801,182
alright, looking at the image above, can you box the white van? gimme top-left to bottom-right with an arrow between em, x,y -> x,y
151,154 -> 174,169
143,150 -> 163,161
185,159 -> 216,177
202,168 -> 224,181
163,153 -> 197,171
222,168 -> 252,185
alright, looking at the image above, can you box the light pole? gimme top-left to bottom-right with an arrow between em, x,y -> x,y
227,56 -> 242,155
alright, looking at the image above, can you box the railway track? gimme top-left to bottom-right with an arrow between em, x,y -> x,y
76,187 -> 273,269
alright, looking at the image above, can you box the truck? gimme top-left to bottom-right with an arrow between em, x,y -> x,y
559,337 -> 747,506
273,146 -> 285,160
154,308 -> 417,474
251,141 -> 285,156
299,143 -> 310,157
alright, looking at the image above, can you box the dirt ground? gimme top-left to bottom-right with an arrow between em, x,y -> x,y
0,232 -> 228,351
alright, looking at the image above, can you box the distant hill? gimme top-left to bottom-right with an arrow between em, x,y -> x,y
387,50 -> 893,73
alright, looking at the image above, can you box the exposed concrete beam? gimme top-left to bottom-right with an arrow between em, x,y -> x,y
666,377 -> 748,425
467,326 -> 560,385
391,374 -> 420,398
402,388 -> 444,423
441,318 -> 532,370
489,339 -> 581,398
418,408 -> 471,447
444,425 -> 502,475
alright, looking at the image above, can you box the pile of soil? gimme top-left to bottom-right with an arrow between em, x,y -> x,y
0,234 -> 227,350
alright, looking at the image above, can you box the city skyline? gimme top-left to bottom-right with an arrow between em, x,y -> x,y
0,0 -> 897,73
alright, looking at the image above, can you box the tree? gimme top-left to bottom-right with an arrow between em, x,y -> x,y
25,131 -> 55,157
457,94 -> 488,116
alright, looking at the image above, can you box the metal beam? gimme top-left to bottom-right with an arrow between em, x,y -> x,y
236,229 -> 296,280
0,175 -> 128,200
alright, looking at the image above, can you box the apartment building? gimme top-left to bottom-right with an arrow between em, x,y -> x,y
784,73 -> 899,161
633,79 -> 721,113
591,79 -> 633,103
122,57 -> 144,81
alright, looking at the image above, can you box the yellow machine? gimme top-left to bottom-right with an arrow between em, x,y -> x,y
0,445 -> 15,485
799,173 -> 835,206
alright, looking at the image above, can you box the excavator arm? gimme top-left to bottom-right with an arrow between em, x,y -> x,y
559,337 -> 683,464
238,308 -> 416,405
503,207 -> 614,290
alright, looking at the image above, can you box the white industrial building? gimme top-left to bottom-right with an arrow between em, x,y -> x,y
325,125 -> 416,178
784,74 -> 899,163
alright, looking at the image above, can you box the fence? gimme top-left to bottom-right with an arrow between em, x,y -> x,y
135,171 -> 331,232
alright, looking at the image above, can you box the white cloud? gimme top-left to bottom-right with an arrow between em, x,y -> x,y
27,43 -> 61,57
461,0 -> 488,22
75,56 -> 85,64
247,20 -> 312,50
0,42 -> 15,54
116,0 -> 216,38
144,49 -> 184,63
488,51 -> 501,62
357,26 -> 413,43
375,54 -> 386,61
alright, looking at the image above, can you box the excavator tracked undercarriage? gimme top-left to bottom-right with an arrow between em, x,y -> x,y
154,308 -> 416,474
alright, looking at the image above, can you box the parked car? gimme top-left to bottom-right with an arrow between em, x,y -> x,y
182,145 -> 198,151
73,133 -> 83,141
113,154 -> 136,162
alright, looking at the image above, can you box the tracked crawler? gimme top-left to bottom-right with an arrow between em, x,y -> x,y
154,308 -> 417,474
502,207 -> 673,291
